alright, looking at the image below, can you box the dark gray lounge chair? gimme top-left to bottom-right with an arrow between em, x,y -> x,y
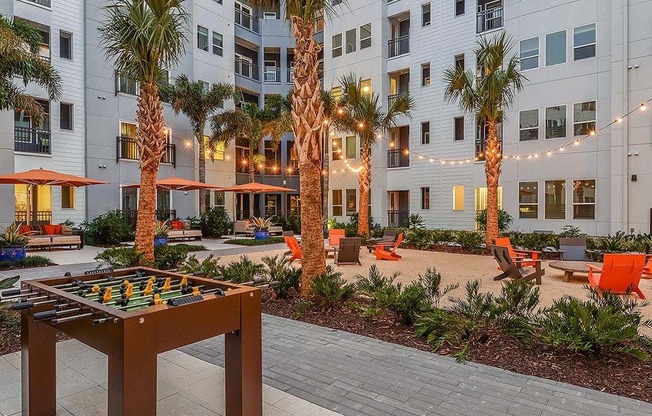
336,237 -> 362,266
491,245 -> 544,285
559,237 -> 587,261
366,229 -> 397,253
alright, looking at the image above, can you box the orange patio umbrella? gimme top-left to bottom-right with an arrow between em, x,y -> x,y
0,168 -> 108,225
121,176 -> 223,191
220,182 -> 296,193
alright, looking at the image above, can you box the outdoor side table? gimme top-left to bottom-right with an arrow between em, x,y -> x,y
549,261 -> 602,282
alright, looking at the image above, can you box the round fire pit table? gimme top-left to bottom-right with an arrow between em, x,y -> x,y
549,260 -> 603,282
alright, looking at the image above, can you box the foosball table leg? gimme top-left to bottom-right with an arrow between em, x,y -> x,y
225,291 -> 262,416
21,312 -> 57,416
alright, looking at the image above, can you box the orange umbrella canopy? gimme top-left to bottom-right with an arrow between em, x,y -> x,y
121,177 -> 222,191
0,168 -> 107,187
220,182 -> 296,193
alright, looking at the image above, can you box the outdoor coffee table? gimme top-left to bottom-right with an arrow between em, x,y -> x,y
549,260 -> 602,282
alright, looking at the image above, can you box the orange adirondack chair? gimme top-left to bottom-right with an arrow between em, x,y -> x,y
328,229 -> 345,246
284,236 -> 302,263
375,233 -> 403,261
643,257 -> 652,278
495,237 -> 541,268
587,253 -> 647,299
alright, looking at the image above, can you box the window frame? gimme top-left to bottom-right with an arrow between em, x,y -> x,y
61,186 -> 75,209
518,108 -> 539,141
345,189 -> 357,216
421,63 -> 431,87
544,179 -> 566,220
197,25 -> 209,52
332,33 -> 342,58
573,23 -> 596,61
519,37 -> 539,70
421,187 -> 430,210
332,189 -> 343,216
59,30 -> 72,60
422,3 -> 431,26
453,185 -> 465,211
59,102 -> 74,131
345,135 -> 357,159
454,116 -> 464,141
331,137 -> 342,160
545,30 -> 567,66
421,122 -> 430,145
360,23 -> 371,49
454,53 -> 465,71
345,28 -> 356,54
572,179 -> 596,220
545,104 -> 567,139
455,0 -> 465,16
518,181 -> 539,219
212,31 -> 223,56
572,100 -> 596,136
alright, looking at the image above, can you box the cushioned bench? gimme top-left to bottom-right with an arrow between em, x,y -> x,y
21,224 -> 82,250
167,220 -> 202,241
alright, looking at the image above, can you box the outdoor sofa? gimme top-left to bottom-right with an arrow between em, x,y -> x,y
19,224 -> 82,250
168,220 -> 202,241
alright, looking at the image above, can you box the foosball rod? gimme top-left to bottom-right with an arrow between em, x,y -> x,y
53,272 -> 155,291
118,286 -> 224,311
33,305 -> 83,321
82,280 -> 198,303
111,285 -> 208,309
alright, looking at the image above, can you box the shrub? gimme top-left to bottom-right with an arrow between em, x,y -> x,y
310,266 -> 356,308
356,265 -> 399,296
276,214 -> 301,234
95,247 -> 142,268
405,229 -> 433,250
179,254 -> 221,278
154,245 -> 192,270
537,289 -> 652,359
404,214 -> 426,230
262,255 -> 301,298
224,237 -> 284,246
475,209 -> 513,233
344,212 -> 381,237
455,231 -> 483,251
95,245 -> 194,270
558,225 -> 586,238
200,207 -> 232,238
430,229 -> 456,245
418,267 -> 458,308
217,255 -> 265,284
83,210 -> 133,246
0,256 -> 53,271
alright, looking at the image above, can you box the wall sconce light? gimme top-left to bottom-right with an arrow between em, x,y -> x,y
98,164 -> 107,169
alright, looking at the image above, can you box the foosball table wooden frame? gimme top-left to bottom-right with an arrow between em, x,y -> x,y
14,267 -> 262,416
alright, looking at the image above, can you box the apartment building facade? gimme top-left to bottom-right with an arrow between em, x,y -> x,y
323,0 -> 652,236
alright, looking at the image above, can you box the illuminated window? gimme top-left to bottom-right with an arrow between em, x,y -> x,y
332,190 -> 343,216
421,187 -> 430,210
518,182 -> 538,218
360,79 -> 372,98
332,137 -> 342,160
204,136 -> 225,160
545,180 -> 566,219
346,189 -> 357,216
572,179 -> 595,219
453,186 -> 465,211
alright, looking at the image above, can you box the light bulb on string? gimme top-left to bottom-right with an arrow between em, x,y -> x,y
641,103 -> 647,111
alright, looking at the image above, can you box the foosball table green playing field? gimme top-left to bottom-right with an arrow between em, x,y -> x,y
0,267 -> 262,416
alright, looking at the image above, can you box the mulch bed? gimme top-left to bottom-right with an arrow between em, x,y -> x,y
263,297 -> 652,403
401,244 -> 563,260
0,309 -> 69,356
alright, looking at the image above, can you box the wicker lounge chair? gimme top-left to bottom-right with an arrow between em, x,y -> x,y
491,245 -> 544,285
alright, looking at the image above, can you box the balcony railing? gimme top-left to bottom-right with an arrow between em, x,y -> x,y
387,93 -> 407,108
475,123 -> 503,161
387,149 -> 409,168
477,2 -> 504,33
122,209 -> 176,227
15,210 -> 52,226
263,67 -> 281,83
235,9 -> 260,33
388,35 -> 410,58
116,136 -> 176,167
26,0 -> 51,7
14,127 -> 51,154
287,67 -> 294,83
387,210 -> 410,228
235,59 -> 260,81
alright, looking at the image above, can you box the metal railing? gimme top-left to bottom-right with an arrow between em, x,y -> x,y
387,210 -> 410,228
235,9 -> 260,33
15,211 -> 52,226
235,59 -> 260,81
116,136 -> 176,167
387,149 -> 409,168
14,127 -> 51,154
477,3 -> 504,33
388,93 -> 407,108
122,209 -> 176,227
26,0 -> 51,7
388,35 -> 410,58
116,77 -> 138,95
263,67 -> 281,83
287,67 -> 294,83
475,123 -> 503,161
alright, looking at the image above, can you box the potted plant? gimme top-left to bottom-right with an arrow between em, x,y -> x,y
154,221 -> 171,247
251,217 -> 273,240
0,223 -> 29,262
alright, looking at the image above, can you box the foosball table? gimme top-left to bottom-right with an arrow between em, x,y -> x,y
1,267 -> 262,416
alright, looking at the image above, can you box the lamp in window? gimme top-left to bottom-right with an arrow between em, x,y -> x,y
641,103 -> 647,111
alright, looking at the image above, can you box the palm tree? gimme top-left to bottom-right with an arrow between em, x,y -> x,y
100,0 -> 188,262
163,75 -> 233,214
250,0 -> 342,295
210,95 -> 291,218
444,33 -> 526,247
330,74 -> 413,237
0,16 -> 61,123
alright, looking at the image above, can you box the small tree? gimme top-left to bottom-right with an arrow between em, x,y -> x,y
444,33 -> 525,247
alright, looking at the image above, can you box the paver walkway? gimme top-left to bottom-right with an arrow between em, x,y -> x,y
182,314 -> 652,416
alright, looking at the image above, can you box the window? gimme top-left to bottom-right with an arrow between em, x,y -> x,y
422,3 -> 431,26
545,180 -> 566,219
421,122 -> 430,144
204,136 -> 225,160
199,80 -> 210,91
453,186 -> 465,211
421,187 -> 430,210
212,32 -> 223,56
454,54 -> 465,71
263,11 -> 278,19
573,101 -> 596,135
455,0 -> 465,16
332,190 -> 343,216
573,179 -> 595,219
421,63 -> 430,86
36,28 -> 50,60
59,31 -> 72,59
545,105 -> 567,139
332,0 -> 343,5
61,186 -> 75,209
346,29 -> 356,54
360,79 -> 372,98
332,34 -> 342,58
574,24 -> 596,60
331,86 -> 343,102
474,187 -> 503,212
520,37 -> 539,70
213,191 -> 226,208
454,116 -> 464,141
519,182 -> 538,219
60,103 -> 73,130
546,30 -> 566,66
360,23 -> 371,49
197,26 -> 209,51
332,137 -> 342,160
346,189 -> 357,216
345,136 -> 356,159
519,109 -> 538,141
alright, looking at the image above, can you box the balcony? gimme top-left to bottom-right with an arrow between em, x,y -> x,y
477,1 -> 503,33
387,149 -> 409,168
235,59 -> 260,81
116,136 -> 176,167
14,127 -> 51,154
387,210 -> 410,228
263,67 -> 281,83
475,123 -> 502,161
235,9 -> 260,33
25,0 -> 51,6
122,209 -> 176,227
388,35 -> 410,58
15,210 -> 52,226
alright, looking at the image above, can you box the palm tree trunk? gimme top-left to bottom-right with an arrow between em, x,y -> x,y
249,145 -> 255,218
198,131 -> 207,215
291,17 -> 326,296
484,121 -> 502,247
322,131 -> 329,220
134,81 -> 166,262
357,143 -> 372,237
